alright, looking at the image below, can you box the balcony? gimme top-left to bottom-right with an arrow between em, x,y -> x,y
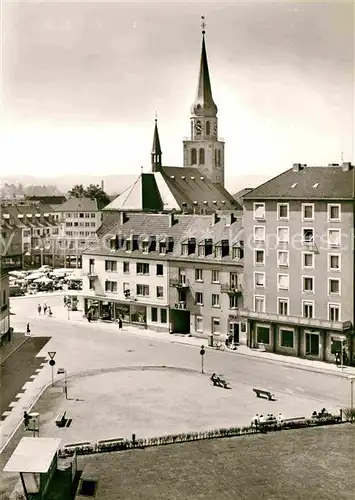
169,278 -> 189,289
84,269 -> 98,278
238,309 -> 352,332
173,301 -> 187,310
220,283 -> 243,295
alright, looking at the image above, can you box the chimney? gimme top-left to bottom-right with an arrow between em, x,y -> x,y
101,180 -> 104,191
211,213 -> 220,226
168,212 -> 175,227
225,212 -> 236,226
119,212 -> 127,225
292,163 -> 303,172
342,162 -> 352,171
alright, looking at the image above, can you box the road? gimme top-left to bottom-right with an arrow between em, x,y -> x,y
8,295 -> 350,410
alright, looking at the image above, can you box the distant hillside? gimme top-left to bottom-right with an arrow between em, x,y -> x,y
1,173 -> 272,197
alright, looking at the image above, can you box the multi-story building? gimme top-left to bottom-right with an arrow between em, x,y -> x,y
241,162 -> 354,365
54,198 -> 103,268
81,212 -> 245,340
0,270 -> 11,346
1,202 -> 60,269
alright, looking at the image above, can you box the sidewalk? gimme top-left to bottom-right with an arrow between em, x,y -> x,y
25,301 -> 355,379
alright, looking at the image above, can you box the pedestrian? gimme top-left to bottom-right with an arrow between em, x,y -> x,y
118,317 -> 123,330
87,311 -> 91,323
37,304 -> 41,315
335,351 -> 340,366
251,413 -> 259,427
26,323 -> 31,336
63,296 -> 67,306
277,412 -> 284,425
23,411 -> 29,430
43,303 -> 48,315
48,306 -> 52,316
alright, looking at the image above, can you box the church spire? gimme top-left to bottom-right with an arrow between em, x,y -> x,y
190,17 -> 217,118
151,117 -> 162,172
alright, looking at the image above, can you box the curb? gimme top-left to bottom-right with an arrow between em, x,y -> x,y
0,336 -> 31,366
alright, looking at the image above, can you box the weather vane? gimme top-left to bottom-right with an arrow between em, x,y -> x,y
201,16 -> 206,35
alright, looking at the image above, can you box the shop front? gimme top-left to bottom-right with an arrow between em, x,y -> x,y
83,297 -> 147,327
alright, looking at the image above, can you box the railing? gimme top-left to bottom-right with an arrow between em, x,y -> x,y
238,309 -> 352,331
169,278 -> 189,288
220,283 -> 243,294
84,268 -> 98,278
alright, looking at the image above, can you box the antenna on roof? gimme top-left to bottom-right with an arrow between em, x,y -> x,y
141,166 -> 143,174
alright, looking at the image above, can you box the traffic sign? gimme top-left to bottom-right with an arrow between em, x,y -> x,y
49,359 -> 56,366
200,346 -> 205,356
48,352 -> 56,359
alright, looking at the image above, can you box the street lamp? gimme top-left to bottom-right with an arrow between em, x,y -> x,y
348,376 -> 355,423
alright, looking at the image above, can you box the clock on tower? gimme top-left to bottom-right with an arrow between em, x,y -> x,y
194,121 -> 203,135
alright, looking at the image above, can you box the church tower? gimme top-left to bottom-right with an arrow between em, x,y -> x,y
151,118 -> 162,172
183,21 -> 225,186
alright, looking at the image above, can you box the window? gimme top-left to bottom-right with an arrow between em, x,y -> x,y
328,229 -> 341,248
105,260 -> 117,272
196,292 -> 203,305
195,316 -> 203,332
303,228 -> 314,244
195,269 -> 203,281
142,241 -> 149,253
277,203 -> 289,220
232,246 -> 243,260
156,286 -> 164,298
253,203 -> 265,220
212,294 -> 220,307
136,284 -> 149,296
137,263 -> 149,274
125,239 -> 132,251
206,121 -> 210,135
256,325 -> 270,344
215,246 -> 222,258
328,254 -> 340,271
66,213 -> 71,218
160,309 -> 167,323
328,204 -> 341,222
79,213 -> 84,218
254,226 -> 265,243
159,242 -> 166,254
254,272 -> 265,288
302,300 -> 314,318
302,276 -> 314,293
254,295 -> 265,312
73,213 -> 78,218
91,222 -> 96,227
212,317 -> 220,335
181,243 -> 189,256
280,328 -> 294,348
302,252 -> 314,269
123,262 -> 130,273
328,303 -> 340,322
123,283 -> 130,297
277,274 -> 289,291
91,213 -> 95,218
198,148 -> 205,165
191,149 -> 197,165
105,281 -> 117,293
277,227 -> 289,244
197,245 -> 205,257
85,213 -> 90,218
278,298 -> 289,315
211,270 -> 219,283
254,249 -> 265,266
328,278 -> 340,295
89,278 -> 95,290
302,203 -> 314,221
151,307 -> 158,322
156,264 -> 164,276
277,250 -> 289,267
229,296 -> 238,309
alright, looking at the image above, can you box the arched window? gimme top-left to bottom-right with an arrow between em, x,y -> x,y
206,121 -> 210,135
191,149 -> 197,165
217,150 -> 221,166
199,148 -> 205,165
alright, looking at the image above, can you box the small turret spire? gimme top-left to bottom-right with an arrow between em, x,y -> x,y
190,16 -> 217,118
151,116 -> 162,172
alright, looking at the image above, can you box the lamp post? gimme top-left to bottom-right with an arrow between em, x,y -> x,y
57,368 -> 68,399
348,376 -> 355,423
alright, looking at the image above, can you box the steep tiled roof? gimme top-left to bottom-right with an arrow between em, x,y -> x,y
86,213 -> 243,263
54,197 -> 100,212
161,166 -> 241,212
233,188 -> 254,206
0,203 -> 59,229
244,165 -> 355,200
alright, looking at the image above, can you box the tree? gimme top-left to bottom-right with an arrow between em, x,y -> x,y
86,184 -> 110,207
68,184 -> 86,198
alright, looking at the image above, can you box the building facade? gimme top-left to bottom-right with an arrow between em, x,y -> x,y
241,162 -> 355,365
0,271 -> 11,345
81,212 -> 245,340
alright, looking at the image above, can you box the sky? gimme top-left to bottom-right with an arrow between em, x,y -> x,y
1,0 -> 354,181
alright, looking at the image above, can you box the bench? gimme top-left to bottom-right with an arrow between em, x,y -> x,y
211,375 -> 230,389
55,411 -> 67,427
253,388 -> 274,401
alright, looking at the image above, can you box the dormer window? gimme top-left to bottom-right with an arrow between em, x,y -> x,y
181,243 -> 188,256
149,236 -> 156,252
125,238 -> 132,252
132,235 -> 139,251
110,236 -> 118,251
159,239 -> 166,254
232,244 -> 244,260
215,245 -> 222,258
188,238 -> 196,254
142,240 -> 149,253
167,237 -> 174,253
198,244 -> 205,257
221,239 -> 229,257
205,238 -> 213,256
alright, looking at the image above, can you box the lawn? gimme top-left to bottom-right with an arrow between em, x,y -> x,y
76,424 -> 355,500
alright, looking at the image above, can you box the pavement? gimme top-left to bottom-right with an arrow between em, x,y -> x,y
1,293 -> 354,496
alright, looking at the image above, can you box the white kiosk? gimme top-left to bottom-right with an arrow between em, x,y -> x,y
3,437 -> 62,499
